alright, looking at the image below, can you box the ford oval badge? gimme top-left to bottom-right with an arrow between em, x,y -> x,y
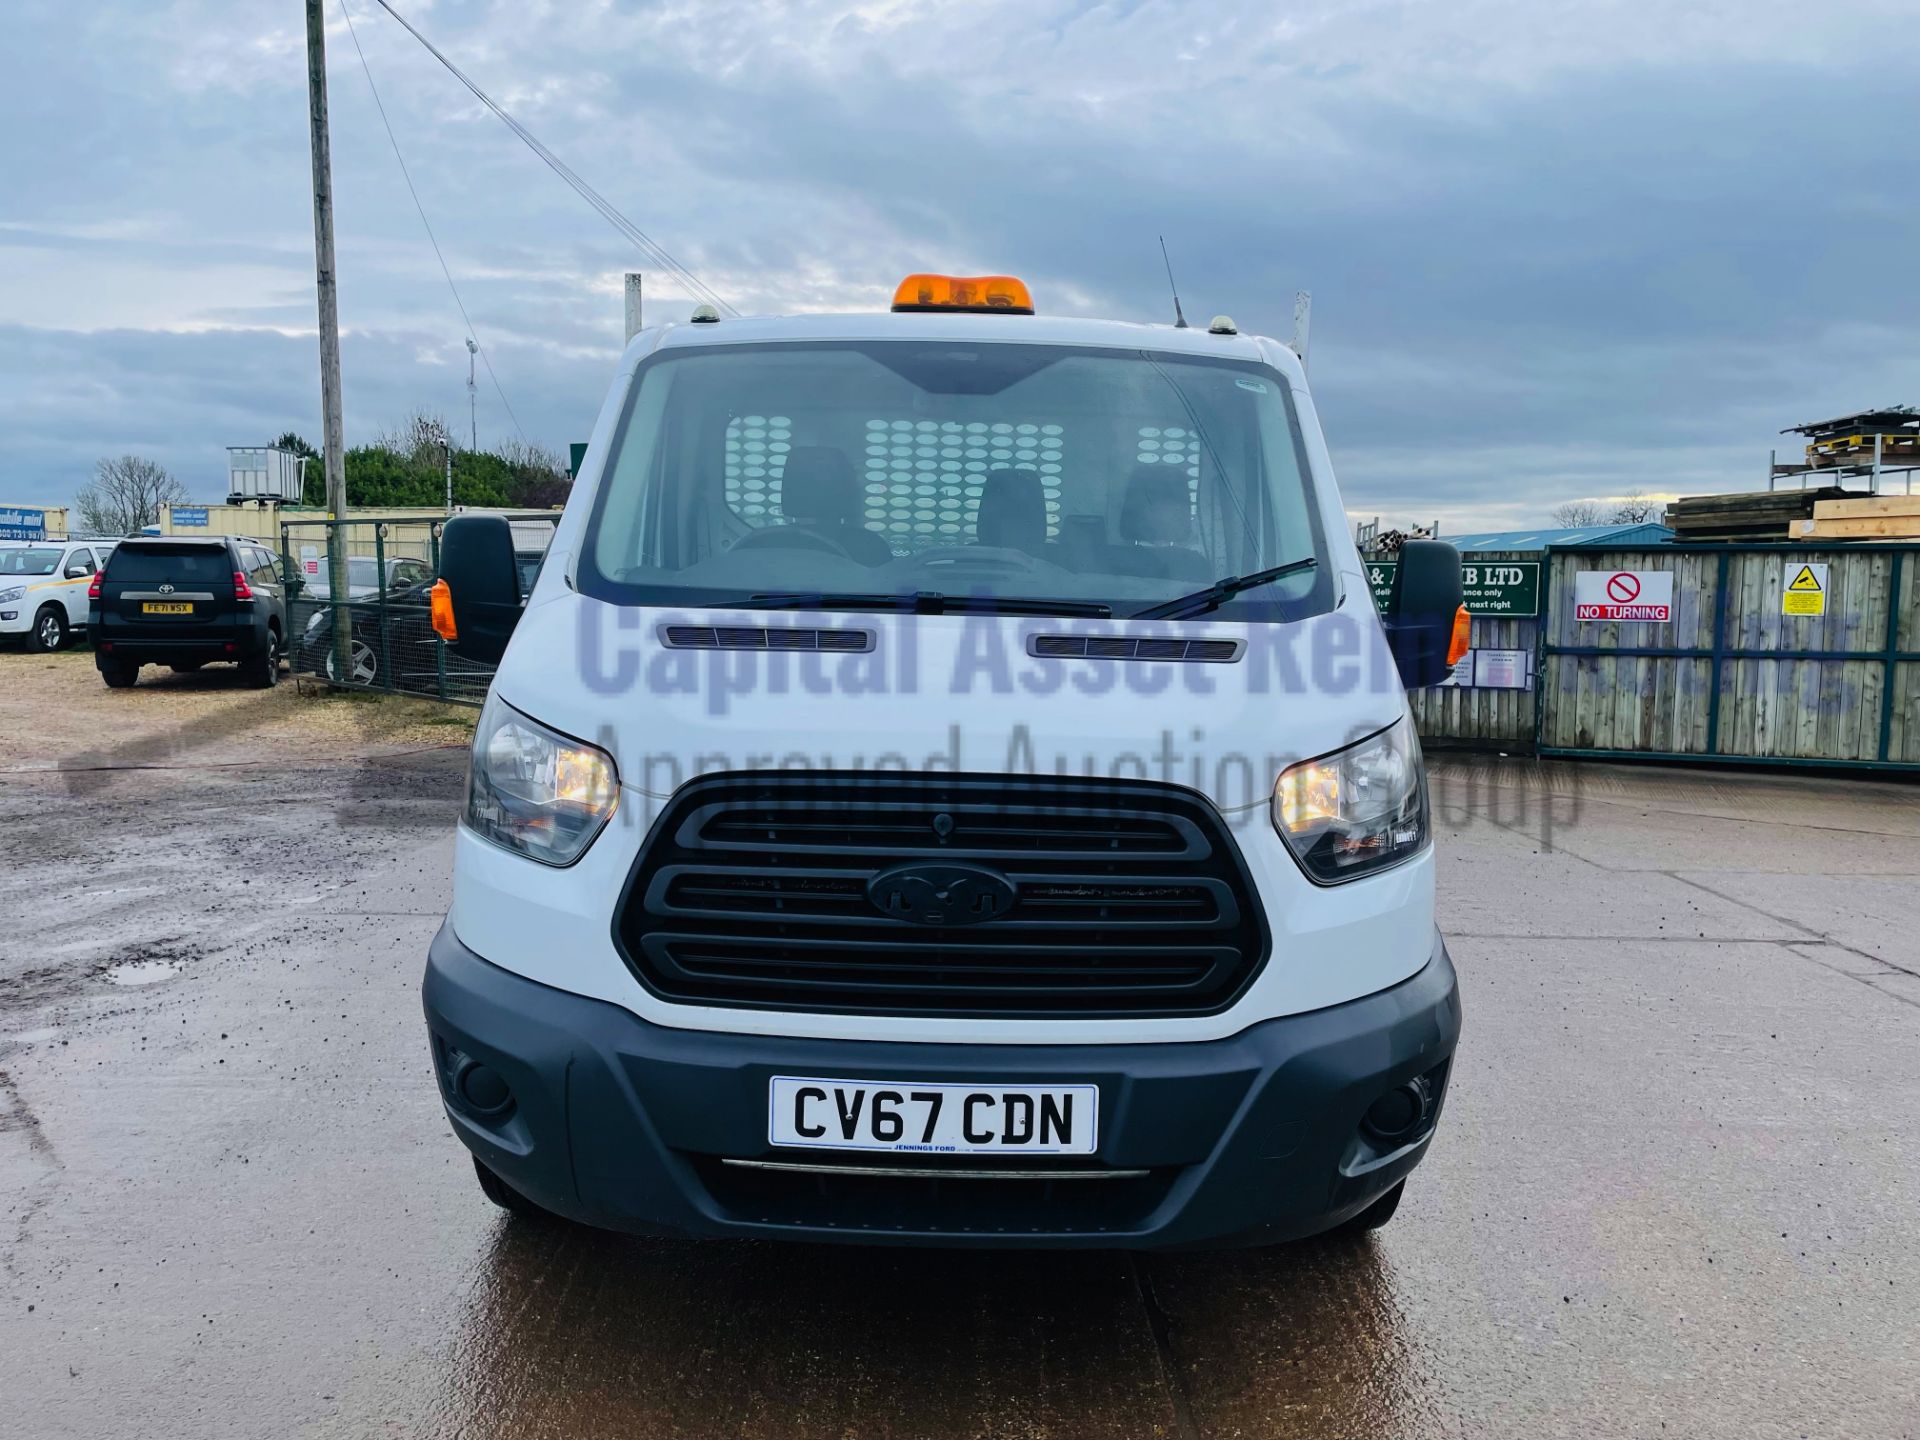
867,862 -> 1016,927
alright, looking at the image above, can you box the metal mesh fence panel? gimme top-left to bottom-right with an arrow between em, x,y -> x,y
280,515 -> 552,705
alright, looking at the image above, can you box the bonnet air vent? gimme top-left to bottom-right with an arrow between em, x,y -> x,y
1029,635 -> 1242,663
662,626 -> 874,653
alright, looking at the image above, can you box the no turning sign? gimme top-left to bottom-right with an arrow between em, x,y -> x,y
1574,569 -> 1674,622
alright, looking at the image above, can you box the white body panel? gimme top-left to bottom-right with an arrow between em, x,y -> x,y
449,310 -> 1434,1045
0,542 -> 111,637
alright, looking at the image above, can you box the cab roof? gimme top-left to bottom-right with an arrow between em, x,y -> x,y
644,309 -> 1277,366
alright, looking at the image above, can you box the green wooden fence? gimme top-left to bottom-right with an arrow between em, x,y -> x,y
1535,543 -> 1919,770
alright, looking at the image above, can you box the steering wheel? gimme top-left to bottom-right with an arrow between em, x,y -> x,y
727,525 -> 854,559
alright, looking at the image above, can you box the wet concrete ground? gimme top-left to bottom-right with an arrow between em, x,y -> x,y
3,672 -> 1918,1437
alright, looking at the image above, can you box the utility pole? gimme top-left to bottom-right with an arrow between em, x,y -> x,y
442,430 -> 454,513
465,338 -> 478,451
624,272 -> 645,343
305,0 -> 351,677
1291,291 -> 1312,372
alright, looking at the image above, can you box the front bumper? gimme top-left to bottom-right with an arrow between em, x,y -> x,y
422,923 -> 1461,1249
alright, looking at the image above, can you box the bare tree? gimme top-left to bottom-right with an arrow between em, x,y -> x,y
75,455 -> 189,535
1609,490 -> 1659,524
495,436 -> 568,477
373,408 -> 455,463
1549,499 -> 1606,528
496,436 -> 573,508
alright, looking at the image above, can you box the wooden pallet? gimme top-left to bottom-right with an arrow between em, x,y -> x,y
1807,434 -> 1920,464
1663,487 -> 1850,541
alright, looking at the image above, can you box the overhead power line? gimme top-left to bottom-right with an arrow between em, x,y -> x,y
337,0 -> 527,447
364,0 -> 740,317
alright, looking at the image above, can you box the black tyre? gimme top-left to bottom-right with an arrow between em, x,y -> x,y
100,659 -> 139,689
240,629 -> 282,689
473,1155 -> 558,1221
26,605 -> 67,653
1330,1180 -> 1404,1237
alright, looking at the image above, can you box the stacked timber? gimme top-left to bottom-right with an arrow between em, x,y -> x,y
1792,495 -> 1920,541
1663,488 -> 1849,542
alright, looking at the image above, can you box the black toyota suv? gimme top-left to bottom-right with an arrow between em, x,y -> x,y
90,536 -> 288,689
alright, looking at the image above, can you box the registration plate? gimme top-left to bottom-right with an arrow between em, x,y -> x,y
769,1076 -> 1098,1155
142,602 -> 193,614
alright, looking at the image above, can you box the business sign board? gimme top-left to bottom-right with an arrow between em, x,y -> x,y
1782,562 -> 1828,617
0,506 -> 47,541
1367,563 -> 1394,610
172,506 -> 210,527
1367,560 -> 1542,617
1574,569 -> 1673,623
1438,647 -> 1534,690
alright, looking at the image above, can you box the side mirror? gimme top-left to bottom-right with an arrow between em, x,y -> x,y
436,515 -> 523,663
1383,540 -> 1467,689
67,564 -> 91,579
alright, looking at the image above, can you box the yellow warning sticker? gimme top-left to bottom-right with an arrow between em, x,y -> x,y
1783,562 -> 1827,616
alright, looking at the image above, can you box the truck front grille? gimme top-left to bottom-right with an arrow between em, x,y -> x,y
614,772 -> 1270,1018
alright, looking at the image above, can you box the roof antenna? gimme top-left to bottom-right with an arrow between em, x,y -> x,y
1159,235 -> 1189,329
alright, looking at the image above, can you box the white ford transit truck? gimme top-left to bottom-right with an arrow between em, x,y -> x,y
423,273 -> 1467,1248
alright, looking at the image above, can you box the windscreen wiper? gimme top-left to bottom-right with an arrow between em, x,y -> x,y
1130,557 -> 1319,620
727,591 -> 1113,618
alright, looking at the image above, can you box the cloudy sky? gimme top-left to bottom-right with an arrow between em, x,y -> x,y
3,0 -> 1916,532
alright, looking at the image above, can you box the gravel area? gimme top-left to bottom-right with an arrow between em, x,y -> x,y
0,650 -> 475,770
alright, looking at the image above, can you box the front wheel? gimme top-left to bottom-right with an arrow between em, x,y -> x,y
26,605 -> 68,653
1329,1180 -> 1404,1237
472,1156 -> 561,1222
100,659 -> 139,689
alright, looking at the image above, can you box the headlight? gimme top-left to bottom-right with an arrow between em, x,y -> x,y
0,588 -> 22,604
465,696 -> 618,866
304,609 -> 327,635
1272,716 -> 1428,883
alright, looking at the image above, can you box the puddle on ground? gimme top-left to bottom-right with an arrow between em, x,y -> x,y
105,960 -> 179,987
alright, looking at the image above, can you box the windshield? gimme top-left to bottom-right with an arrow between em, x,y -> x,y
106,545 -> 230,583
308,557 -> 378,589
0,548 -> 61,576
578,341 -> 1333,621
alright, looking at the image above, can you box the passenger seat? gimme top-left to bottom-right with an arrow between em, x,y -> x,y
1111,465 -> 1211,580
777,447 -> 893,567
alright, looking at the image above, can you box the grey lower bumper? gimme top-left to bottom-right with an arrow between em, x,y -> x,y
422,924 -> 1461,1249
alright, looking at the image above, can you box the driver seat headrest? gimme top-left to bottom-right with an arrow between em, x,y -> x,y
779,447 -> 863,525
976,468 -> 1048,553
1120,464 -> 1196,546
